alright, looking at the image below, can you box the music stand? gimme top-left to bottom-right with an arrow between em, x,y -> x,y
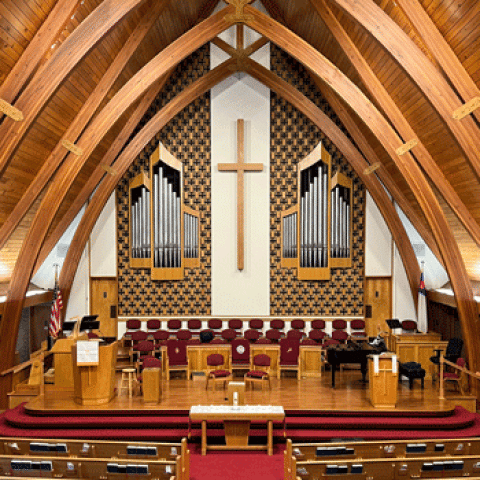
79,315 -> 100,333
386,319 -> 402,331
61,321 -> 78,337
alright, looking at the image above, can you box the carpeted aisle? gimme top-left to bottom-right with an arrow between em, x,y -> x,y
189,445 -> 284,480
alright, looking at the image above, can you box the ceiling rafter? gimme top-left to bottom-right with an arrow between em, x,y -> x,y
328,0 -> 480,181
0,0 -> 171,251
243,4 -> 480,376
0,0 -> 149,178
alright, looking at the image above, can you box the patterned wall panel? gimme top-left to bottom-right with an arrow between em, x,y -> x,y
270,45 -> 365,316
117,46 -> 211,317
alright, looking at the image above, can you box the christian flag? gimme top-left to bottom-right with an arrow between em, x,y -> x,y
49,280 -> 63,339
417,269 -> 427,333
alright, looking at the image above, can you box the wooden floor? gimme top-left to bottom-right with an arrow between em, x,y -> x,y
26,368 -> 453,414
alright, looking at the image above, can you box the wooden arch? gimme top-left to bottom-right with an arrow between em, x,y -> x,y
241,5 -> 480,370
59,58 -> 420,316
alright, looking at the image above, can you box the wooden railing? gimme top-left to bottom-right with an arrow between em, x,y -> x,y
439,356 -> 480,399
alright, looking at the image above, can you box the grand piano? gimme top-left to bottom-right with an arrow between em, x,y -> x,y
326,342 -> 384,387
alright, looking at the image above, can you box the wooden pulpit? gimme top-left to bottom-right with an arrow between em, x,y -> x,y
368,353 -> 398,409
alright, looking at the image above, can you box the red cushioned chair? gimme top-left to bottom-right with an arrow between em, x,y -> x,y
221,328 -> 237,342
311,319 -> 326,330
309,329 -> 327,344
278,338 -> 300,379
230,338 -> 250,374
129,331 -> 149,363
87,332 -> 99,339
134,340 -> 155,373
443,358 -> 467,395
229,319 -> 243,332
151,330 -> 170,351
165,339 -> 190,381
245,354 -> 271,391
266,328 -> 282,343
146,319 -> 161,331
176,329 -> 192,341
286,329 -> 303,341
255,337 -> 272,344
205,353 -> 231,390
270,319 -> 285,331
401,319 -> 417,333
211,337 -> 227,344
124,319 -> 141,347
244,329 -> 261,342
188,319 -> 202,331
332,319 -> 349,344
291,319 -> 305,331
208,319 -> 223,331
187,337 -> 201,345
301,338 -> 316,345
167,319 -> 182,332
137,356 -> 162,394
249,319 -> 264,330
350,319 -> 367,341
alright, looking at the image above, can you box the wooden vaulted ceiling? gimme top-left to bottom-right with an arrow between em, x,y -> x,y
0,0 -> 479,287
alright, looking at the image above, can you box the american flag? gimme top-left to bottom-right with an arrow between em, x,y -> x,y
417,268 -> 427,333
49,280 -> 63,338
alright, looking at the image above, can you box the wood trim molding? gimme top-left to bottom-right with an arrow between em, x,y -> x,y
0,1 -> 168,250
395,0 -> 480,124
0,0 -> 79,106
244,5 -> 480,373
325,0 -> 480,182
0,7 -> 234,379
310,0 -> 480,249
0,0 -> 149,177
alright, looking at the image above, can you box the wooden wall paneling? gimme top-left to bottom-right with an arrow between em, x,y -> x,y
0,1 -> 168,250
247,58 -> 420,305
0,0 -> 149,177
365,277 -> 392,337
90,277 -> 118,337
315,80 -> 442,265
395,0 -> 480,124
33,81 -> 167,277
0,8 -> 234,392
244,6 -> 480,376
58,59 -> 234,313
310,0 -> 480,249
327,0 -> 480,182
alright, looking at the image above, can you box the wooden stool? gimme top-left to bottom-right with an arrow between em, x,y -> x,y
120,368 -> 137,398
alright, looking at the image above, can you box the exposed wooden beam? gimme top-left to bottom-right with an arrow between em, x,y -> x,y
34,78 -> 170,276
0,0 -> 149,177
309,0 -> 480,248
59,59 -> 235,310
0,7 -> 235,387
395,0 -> 480,124
326,0 -> 480,181
246,59 -> 420,302
0,1 -> 169,250
314,80 -> 442,265
244,4 -> 480,374
0,0 -> 79,107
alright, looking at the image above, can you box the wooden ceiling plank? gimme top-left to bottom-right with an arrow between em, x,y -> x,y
34,79 -> 169,275
0,0 -> 170,250
315,79 -> 442,264
310,0 -> 480,248
0,0 -> 149,178
0,0 -> 79,106
58,59 -> 235,310
0,6 -> 235,396
328,0 -> 480,182
244,3 -> 480,380
396,0 -> 480,124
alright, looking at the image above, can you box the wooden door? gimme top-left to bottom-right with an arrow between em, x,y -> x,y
365,277 -> 392,337
90,278 -> 118,337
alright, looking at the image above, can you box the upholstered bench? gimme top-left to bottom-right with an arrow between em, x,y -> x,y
399,362 -> 425,389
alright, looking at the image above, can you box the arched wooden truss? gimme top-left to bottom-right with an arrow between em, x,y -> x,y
1,3 -> 479,400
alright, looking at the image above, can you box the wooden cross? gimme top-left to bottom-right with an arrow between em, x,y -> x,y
218,119 -> 263,271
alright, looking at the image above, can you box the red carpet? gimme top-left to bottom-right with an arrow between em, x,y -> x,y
189,445 -> 284,480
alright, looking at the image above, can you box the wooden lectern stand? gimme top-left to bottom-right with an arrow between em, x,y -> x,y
369,353 -> 398,408
72,340 -> 118,406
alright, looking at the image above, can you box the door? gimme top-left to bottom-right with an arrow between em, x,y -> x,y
365,277 -> 392,337
90,278 -> 118,337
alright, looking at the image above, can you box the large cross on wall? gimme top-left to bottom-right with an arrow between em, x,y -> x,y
218,119 -> 264,271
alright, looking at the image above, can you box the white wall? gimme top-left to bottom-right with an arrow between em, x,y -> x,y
65,245 -> 89,320
392,244 -> 416,321
211,3 -> 271,316
90,193 -> 117,277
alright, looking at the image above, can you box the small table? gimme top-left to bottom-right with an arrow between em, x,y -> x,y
189,405 -> 285,455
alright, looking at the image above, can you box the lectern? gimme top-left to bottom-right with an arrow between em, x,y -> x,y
72,340 -> 118,406
369,353 -> 398,408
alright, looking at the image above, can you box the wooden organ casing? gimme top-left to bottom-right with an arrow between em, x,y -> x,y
128,142 -> 200,280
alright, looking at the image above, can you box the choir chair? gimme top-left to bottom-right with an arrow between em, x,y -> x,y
309,320 -> 327,344
256,337 -> 272,344
266,328 -> 282,343
230,338 -> 251,374
176,329 -> 192,341
134,340 -> 155,373
244,329 -> 261,342
350,319 -> 367,341
291,319 -> 305,332
228,319 -> 243,334
442,358 -> 467,395
130,331 -> 149,363
211,337 -> 227,344
151,330 -> 170,352
278,338 -> 301,379
221,328 -> 238,342
146,319 -> 161,331
430,337 -> 463,383
270,319 -> 285,333
401,319 -> 417,333
286,329 -> 303,341
205,354 -> 231,390
167,319 -> 182,334
245,354 -> 271,391
188,319 -> 202,336
165,339 -> 190,381
331,319 -> 349,343
124,319 -> 142,348
300,337 -> 316,345
208,318 -> 223,335
249,319 -> 264,333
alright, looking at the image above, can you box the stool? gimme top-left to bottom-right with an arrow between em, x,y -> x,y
399,362 -> 425,389
120,368 -> 137,397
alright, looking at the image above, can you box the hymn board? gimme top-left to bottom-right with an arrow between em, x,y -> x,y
281,143 -> 352,280
129,143 -> 200,280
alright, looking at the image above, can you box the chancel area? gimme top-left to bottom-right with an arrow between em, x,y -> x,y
1,0 -> 480,479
